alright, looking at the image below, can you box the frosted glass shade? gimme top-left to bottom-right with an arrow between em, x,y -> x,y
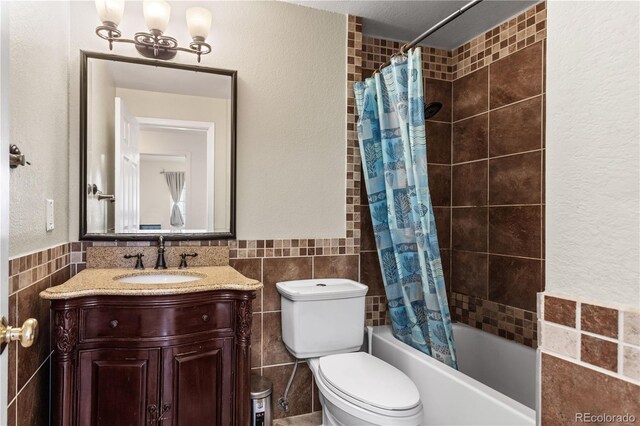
143,0 -> 171,33
186,7 -> 212,40
95,0 -> 125,26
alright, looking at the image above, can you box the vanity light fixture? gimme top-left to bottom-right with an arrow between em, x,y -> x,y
94,0 -> 212,63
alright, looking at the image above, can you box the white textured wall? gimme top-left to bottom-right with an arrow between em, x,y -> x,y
68,1 -> 347,240
546,1 -> 640,307
8,1 -> 70,257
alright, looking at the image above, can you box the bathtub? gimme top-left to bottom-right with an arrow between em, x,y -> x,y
370,324 -> 536,425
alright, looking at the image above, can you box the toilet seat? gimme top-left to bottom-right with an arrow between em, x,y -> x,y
314,352 -> 422,418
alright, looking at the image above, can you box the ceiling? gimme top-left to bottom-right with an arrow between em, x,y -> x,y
286,0 -> 541,50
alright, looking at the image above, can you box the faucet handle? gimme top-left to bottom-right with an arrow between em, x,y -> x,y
124,253 -> 145,270
178,253 -> 198,269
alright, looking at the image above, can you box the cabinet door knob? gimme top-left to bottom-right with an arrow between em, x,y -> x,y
201,314 -> 209,322
109,320 -> 119,329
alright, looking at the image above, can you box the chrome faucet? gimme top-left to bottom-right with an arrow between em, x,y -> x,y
154,236 -> 167,270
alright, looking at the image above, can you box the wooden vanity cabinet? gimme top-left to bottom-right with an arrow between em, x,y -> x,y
51,290 -> 254,426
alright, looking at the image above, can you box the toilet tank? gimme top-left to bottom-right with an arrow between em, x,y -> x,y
277,279 -> 368,359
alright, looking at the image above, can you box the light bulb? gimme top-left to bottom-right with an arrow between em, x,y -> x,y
95,0 -> 125,27
143,0 -> 171,33
186,7 -> 212,40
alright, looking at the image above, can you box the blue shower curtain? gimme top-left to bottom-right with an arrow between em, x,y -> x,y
354,48 -> 457,368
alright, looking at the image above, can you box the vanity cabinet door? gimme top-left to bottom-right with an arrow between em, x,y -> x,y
77,348 -> 161,426
161,338 -> 234,426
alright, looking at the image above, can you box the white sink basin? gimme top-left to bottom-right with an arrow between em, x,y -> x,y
115,273 -> 204,284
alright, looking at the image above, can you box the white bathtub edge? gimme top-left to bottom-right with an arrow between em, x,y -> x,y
371,325 -> 535,425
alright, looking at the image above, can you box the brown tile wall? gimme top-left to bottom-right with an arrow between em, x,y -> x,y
7,243 -> 71,426
541,354 -> 640,424
448,6 -> 545,348
540,294 -> 640,383
452,2 -> 546,80
359,3 -> 545,349
540,294 -> 640,422
451,292 -> 538,347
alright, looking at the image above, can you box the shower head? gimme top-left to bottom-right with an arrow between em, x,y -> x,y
424,102 -> 443,120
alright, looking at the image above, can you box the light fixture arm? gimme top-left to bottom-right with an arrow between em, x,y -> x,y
94,0 -> 212,64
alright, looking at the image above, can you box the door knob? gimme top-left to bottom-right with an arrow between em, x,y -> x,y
0,316 -> 38,352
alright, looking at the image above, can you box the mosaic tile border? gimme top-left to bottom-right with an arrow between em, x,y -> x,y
364,292 -> 539,348
346,15 -> 363,249
451,1 -> 546,79
365,295 -> 390,327
361,1 -> 546,82
540,293 -> 640,384
69,239 -> 358,267
450,291 -> 538,348
8,243 -> 70,295
362,36 -> 452,81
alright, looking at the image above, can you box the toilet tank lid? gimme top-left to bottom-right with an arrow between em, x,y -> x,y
276,279 -> 368,301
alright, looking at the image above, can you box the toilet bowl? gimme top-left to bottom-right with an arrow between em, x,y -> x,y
309,353 -> 424,425
277,279 -> 423,426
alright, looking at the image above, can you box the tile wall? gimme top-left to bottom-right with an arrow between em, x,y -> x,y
7,243 -> 71,426
449,37 -> 545,348
359,2 -> 546,349
539,294 -> 640,423
452,2 -> 547,80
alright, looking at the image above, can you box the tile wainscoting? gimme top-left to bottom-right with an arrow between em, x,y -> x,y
7,243 -> 72,426
68,240 -> 383,420
539,293 -> 640,423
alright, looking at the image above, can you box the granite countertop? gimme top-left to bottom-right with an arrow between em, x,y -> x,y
40,266 -> 262,300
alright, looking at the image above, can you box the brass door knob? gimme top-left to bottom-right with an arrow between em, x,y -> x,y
1,316 -> 38,348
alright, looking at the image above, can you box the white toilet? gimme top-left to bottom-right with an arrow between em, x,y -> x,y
277,279 -> 424,426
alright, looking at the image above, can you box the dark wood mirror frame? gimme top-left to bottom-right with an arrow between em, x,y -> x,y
79,50 -> 237,241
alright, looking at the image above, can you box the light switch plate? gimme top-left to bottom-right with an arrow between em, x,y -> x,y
46,199 -> 54,231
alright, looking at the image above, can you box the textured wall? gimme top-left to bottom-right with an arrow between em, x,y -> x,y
546,1 -> 640,307
8,1 -> 70,257
68,1 -> 347,241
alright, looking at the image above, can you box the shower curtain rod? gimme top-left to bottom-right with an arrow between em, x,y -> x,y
375,0 -> 485,72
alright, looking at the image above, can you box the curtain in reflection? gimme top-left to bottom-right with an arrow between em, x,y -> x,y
354,48 -> 457,368
164,172 -> 185,227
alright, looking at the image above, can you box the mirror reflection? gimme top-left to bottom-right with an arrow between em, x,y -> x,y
83,54 -> 234,237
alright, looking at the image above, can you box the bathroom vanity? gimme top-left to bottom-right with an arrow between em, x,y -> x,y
41,266 -> 261,426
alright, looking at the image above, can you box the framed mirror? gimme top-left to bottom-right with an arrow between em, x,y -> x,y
79,51 -> 236,240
